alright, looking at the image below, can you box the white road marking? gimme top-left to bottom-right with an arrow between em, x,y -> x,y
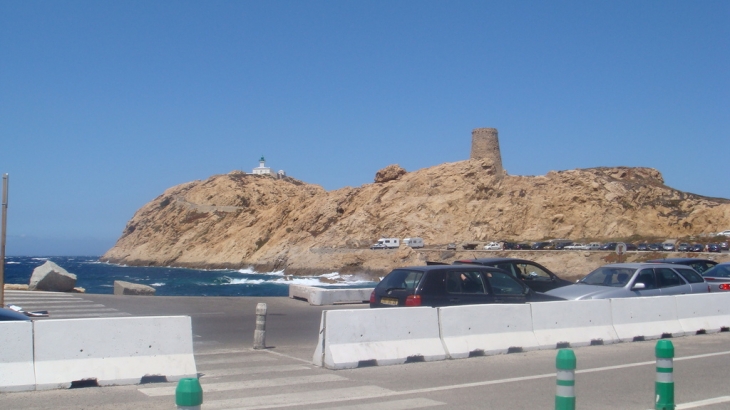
201,364 -> 310,378
677,396 -> 730,409
196,355 -> 277,365
202,386 -> 394,410
321,398 -> 445,410
140,374 -> 346,397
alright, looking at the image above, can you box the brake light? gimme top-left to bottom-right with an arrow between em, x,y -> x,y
369,291 -> 375,304
405,295 -> 422,306
719,284 -> 730,291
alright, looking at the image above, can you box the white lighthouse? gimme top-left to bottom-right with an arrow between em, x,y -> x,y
251,156 -> 271,175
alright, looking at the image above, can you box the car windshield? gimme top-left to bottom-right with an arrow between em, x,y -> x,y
376,269 -> 424,291
703,265 -> 730,278
579,267 -> 636,287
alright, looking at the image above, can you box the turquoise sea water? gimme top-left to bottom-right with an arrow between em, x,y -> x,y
3,256 -> 377,296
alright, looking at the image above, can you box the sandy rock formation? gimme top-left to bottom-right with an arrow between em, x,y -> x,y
102,161 -> 730,276
114,280 -> 156,296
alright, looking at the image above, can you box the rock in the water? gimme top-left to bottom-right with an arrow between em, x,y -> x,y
114,280 -> 156,296
28,261 -> 77,292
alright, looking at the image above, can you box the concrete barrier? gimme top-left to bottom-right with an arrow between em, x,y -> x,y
0,321 -> 36,392
675,293 -> 730,334
289,284 -> 373,305
313,307 -> 446,369
33,316 -> 197,390
438,304 -> 538,359
531,300 -> 618,349
610,297 -> 684,342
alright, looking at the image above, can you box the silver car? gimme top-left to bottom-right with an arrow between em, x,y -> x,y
701,262 -> 730,292
545,263 -> 709,300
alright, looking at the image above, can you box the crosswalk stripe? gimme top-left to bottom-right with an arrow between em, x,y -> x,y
201,386 -> 394,410
46,312 -> 131,318
321,398 -> 445,410
195,348 -> 258,356
196,355 -> 277,366
27,306 -> 117,312
201,364 -> 310,378
140,374 -> 346,397
5,300 -> 93,305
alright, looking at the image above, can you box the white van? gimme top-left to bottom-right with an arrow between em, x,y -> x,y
403,237 -> 424,248
371,237 -> 400,249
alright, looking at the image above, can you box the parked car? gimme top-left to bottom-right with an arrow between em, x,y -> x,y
676,243 -> 691,252
690,244 -> 704,252
662,243 -> 676,252
0,307 -> 31,321
721,241 -> 729,251
531,242 -> 552,250
554,242 -> 573,250
717,230 -> 730,237
648,243 -> 662,251
637,243 -> 649,251
514,243 -> 532,250
707,244 -> 721,253
646,258 -> 718,275
544,263 -> 709,300
564,243 -> 583,250
586,242 -> 601,251
446,243 -> 457,250
452,257 -> 571,293
701,262 -> 730,292
599,242 -> 618,251
483,242 -> 502,250
625,243 -> 637,251
369,265 -> 564,308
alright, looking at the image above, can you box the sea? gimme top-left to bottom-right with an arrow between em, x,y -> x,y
3,256 -> 378,297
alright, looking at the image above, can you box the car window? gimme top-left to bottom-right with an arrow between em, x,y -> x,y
376,269 -> 424,291
580,267 -> 635,287
655,268 -> 684,288
516,263 -> 551,280
634,269 -> 657,289
687,261 -> 717,274
446,271 -> 487,294
674,267 -> 705,284
494,263 -> 517,278
486,271 -> 525,295
703,265 -> 730,278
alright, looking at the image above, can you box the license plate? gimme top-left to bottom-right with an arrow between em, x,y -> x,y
380,297 -> 399,306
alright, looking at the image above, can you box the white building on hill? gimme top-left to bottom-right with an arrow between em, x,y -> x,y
251,156 -> 285,178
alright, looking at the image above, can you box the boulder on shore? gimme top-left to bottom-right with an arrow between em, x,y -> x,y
114,280 -> 156,296
28,261 -> 77,292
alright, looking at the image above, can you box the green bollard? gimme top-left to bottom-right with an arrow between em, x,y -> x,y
176,377 -> 203,410
655,340 -> 675,410
555,349 -> 576,410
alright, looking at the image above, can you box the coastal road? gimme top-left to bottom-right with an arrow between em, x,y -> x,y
4,294 -> 730,409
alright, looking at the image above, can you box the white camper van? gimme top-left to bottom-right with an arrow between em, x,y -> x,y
403,237 -> 424,248
371,237 -> 400,249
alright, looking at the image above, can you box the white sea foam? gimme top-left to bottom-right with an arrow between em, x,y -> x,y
150,283 -> 166,287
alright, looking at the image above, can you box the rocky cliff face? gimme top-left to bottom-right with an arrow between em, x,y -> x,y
102,160 -> 730,274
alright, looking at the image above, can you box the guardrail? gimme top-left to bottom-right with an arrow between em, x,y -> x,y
313,293 -> 730,369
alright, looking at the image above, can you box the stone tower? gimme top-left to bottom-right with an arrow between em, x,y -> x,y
470,127 -> 504,176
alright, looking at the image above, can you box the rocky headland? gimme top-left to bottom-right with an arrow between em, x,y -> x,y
101,158 -> 730,279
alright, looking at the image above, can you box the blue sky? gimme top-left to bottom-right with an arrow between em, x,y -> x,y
1,1 -> 728,256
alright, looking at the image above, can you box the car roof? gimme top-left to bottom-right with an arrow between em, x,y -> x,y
646,258 -> 717,264
394,264 -> 506,272
453,257 -> 534,264
600,262 -> 692,269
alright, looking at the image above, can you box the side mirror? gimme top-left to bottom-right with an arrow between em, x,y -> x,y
632,282 -> 646,290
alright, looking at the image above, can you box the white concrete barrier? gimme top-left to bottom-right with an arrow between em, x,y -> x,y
610,296 -> 684,342
313,307 -> 446,369
438,304 -> 538,359
0,321 -> 36,392
33,316 -> 197,390
531,300 -> 619,349
289,284 -> 373,305
675,293 -> 730,334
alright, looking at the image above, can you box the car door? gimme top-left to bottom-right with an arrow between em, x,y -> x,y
443,270 -> 494,306
655,267 -> 692,295
512,262 -> 557,293
629,269 -> 663,297
484,271 -> 527,304
672,267 -> 708,293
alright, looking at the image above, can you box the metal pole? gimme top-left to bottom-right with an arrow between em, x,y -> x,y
655,340 -> 675,410
555,349 -> 576,410
0,174 -> 8,307
253,302 -> 267,349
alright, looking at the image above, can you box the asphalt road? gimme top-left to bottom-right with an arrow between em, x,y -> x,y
3,293 -> 730,410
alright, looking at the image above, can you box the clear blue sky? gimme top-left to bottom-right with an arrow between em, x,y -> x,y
1,1 -> 728,256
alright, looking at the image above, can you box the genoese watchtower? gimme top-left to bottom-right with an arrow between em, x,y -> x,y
470,127 -> 505,177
